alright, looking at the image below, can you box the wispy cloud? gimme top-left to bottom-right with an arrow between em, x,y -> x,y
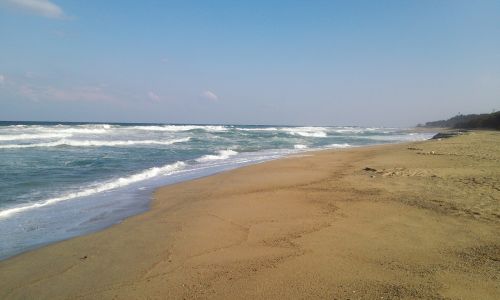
147,91 -> 160,102
2,0 -> 66,19
1,75 -> 128,104
200,90 -> 219,102
14,83 -> 115,102
49,86 -> 115,102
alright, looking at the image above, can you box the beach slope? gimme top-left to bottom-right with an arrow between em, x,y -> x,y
1,131 -> 499,299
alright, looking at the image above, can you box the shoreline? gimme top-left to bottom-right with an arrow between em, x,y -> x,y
0,144 -> 352,261
0,129 -> 435,261
0,148 -> 303,261
1,131 -> 498,299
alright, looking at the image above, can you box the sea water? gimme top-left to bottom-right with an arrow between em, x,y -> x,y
0,122 -> 434,259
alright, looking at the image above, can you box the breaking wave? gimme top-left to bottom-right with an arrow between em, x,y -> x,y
0,161 -> 186,219
283,127 -> 328,137
0,137 -> 191,149
0,133 -> 73,141
195,149 -> 238,162
326,143 -> 351,148
294,144 -> 308,149
131,125 -> 228,132
236,127 -> 278,131
38,128 -> 109,134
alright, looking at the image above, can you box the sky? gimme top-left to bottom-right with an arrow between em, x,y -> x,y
0,0 -> 499,126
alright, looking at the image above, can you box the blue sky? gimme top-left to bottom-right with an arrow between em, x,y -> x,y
0,0 -> 499,126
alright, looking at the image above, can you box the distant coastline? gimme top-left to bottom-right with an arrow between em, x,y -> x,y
418,111 -> 500,130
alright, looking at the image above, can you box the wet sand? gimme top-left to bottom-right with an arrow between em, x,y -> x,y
0,131 -> 499,299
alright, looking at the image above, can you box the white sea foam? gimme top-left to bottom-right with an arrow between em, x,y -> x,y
331,127 -> 389,134
38,128 -> 109,134
0,137 -> 191,149
293,131 -> 327,137
42,124 -> 114,133
0,133 -> 73,141
131,125 -> 228,132
294,144 -> 308,149
195,149 -> 238,162
283,127 -> 328,137
54,124 -> 113,128
0,161 -> 186,219
237,126 -> 328,136
236,127 -> 279,131
331,128 -> 365,134
326,143 -> 351,148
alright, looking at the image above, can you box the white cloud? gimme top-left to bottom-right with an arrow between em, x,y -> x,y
49,86 -> 114,102
160,58 -> 168,63
147,91 -> 160,102
201,90 -> 218,102
16,84 -> 114,102
3,0 -> 66,19
2,75 -> 121,103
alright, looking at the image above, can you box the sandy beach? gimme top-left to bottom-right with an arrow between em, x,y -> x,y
0,131 -> 499,299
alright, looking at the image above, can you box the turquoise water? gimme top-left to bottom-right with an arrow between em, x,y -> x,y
0,122 -> 434,259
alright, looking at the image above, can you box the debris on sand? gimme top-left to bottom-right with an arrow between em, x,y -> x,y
431,131 -> 467,140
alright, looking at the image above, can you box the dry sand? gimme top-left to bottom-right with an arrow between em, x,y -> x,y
0,131 -> 499,299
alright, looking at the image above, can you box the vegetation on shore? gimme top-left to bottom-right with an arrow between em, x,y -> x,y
419,111 -> 500,130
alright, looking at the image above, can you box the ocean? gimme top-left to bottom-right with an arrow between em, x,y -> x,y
0,122 -> 434,259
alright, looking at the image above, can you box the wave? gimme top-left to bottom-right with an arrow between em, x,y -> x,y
54,124 -> 113,129
235,127 -> 329,137
33,124 -> 114,134
0,133 -> 73,141
294,144 -> 308,149
0,161 -> 186,219
38,128 -> 109,134
195,149 -> 238,162
0,137 -> 191,149
2,124 -> 112,132
331,128 -> 365,134
236,127 -> 278,131
330,127 -> 385,134
236,126 -> 327,137
326,143 -> 351,148
283,127 -> 328,137
131,125 -> 228,132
